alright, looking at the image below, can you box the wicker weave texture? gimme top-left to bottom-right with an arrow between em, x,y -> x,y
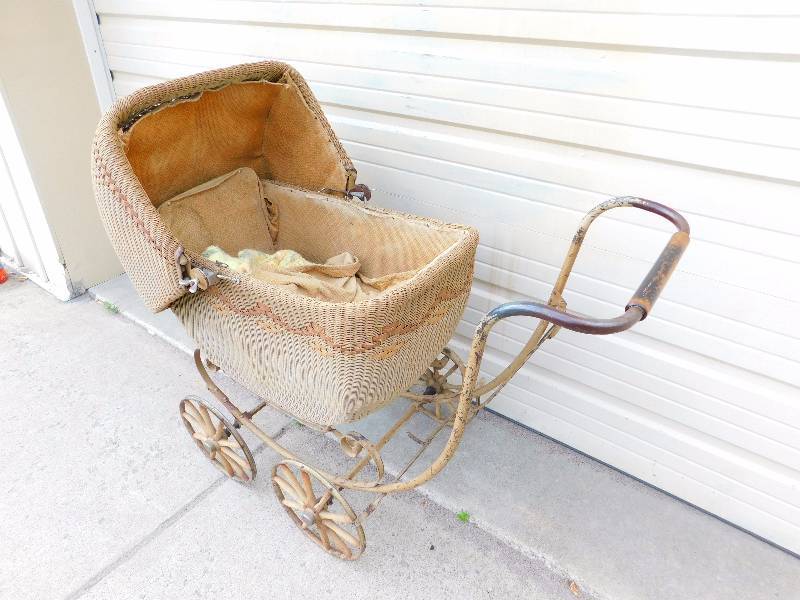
172,193 -> 477,426
92,61 -> 354,312
92,61 -> 478,427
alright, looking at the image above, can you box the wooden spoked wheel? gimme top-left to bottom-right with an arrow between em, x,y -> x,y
272,460 -> 366,560
179,396 -> 256,483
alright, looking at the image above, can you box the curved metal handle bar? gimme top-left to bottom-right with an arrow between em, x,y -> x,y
485,301 -> 644,335
537,195 -> 690,330
468,196 -> 690,398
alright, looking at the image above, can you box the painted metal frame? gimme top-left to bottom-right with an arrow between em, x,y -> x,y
183,196 -> 690,559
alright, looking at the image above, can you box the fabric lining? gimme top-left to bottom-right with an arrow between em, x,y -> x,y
122,78 -> 347,207
157,167 -> 276,256
92,60 -> 479,426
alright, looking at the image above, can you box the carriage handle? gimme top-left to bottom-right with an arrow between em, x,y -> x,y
464,197 -> 691,400
485,196 -> 690,335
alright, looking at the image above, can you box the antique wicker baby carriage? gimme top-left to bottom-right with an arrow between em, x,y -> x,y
92,61 -> 690,559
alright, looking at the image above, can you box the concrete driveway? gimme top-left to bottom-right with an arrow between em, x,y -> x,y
3,276 -> 799,600
1,278 -> 576,600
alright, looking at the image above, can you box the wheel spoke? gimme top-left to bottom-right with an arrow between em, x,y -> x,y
313,491 -> 333,513
277,465 -> 306,501
281,498 -> 304,511
273,476 -> 302,501
324,525 -> 352,559
229,459 -> 247,480
183,411 -> 204,433
213,420 -> 225,441
318,510 -> 353,524
300,470 -> 316,507
322,520 -> 359,548
306,529 -> 325,549
197,403 -> 214,435
272,460 -> 364,560
221,450 -> 247,480
220,446 -> 248,471
317,520 -> 331,550
220,448 -> 250,479
183,401 -> 202,423
182,398 -> 256,483
215,452 -> 234,477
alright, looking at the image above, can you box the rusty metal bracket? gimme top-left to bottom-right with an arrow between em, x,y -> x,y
175,246 -> 238,293
319,183 -> 372,203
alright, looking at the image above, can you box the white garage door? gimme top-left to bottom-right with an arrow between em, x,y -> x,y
87,0 -> 800,553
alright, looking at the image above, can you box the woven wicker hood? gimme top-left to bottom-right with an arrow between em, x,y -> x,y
92,62 -> 478,426
92,61 -> 356,312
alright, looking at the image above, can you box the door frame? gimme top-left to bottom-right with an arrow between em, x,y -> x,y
0,84 -> 72,300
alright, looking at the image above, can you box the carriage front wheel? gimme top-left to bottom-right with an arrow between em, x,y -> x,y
179,396 -> 256,483
272,459 -> 366,560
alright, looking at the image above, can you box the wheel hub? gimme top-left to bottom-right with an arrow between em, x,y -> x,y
298,508 -> 316,528
202,438 -> 220,453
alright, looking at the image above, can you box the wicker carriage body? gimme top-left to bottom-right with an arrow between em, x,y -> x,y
91,61 -> 690,561
92,61 -> 478,427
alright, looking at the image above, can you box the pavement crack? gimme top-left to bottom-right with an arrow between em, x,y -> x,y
62,475 -> 228,600
62,421 -> 294,599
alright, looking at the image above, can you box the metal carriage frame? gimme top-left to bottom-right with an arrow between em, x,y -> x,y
179,196 -> 690,560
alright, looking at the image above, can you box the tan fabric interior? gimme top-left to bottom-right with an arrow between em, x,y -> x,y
156,169 -> 461,290
263,180 -> 462,278
262,73 -> 349,191
126,72 -> 464,300
122,77 -> 348,206
157,167 -> 277,256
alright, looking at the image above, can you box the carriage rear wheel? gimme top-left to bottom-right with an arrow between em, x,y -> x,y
179,396 -> 256,483
272,459 -> 366,560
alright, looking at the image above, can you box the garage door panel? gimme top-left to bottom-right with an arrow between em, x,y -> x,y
103,48 -> 797,234
473,246 -> 800,365
457,309 -> 800,466
486,379 -> 800,553
462,304 -> 800,436
347,157 -> 796,295
95,0 -> 800,55
466,263 -> 799,387
356,160 -> 800,340
273,0 -> 800,14
99,13 -> 800,118
94,0 -> 800,553
108,49 -> 800,152
341,136 -> 799,264
331,112 -> 800,235
363,164 -> 800,384
105,50 -> 800,180
461,340 -> 800,513
467,288 -> 800,424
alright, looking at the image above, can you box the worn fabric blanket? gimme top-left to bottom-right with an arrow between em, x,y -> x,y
203,245 -> 414,302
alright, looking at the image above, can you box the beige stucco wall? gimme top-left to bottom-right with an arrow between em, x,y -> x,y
0,0 -> 121,294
